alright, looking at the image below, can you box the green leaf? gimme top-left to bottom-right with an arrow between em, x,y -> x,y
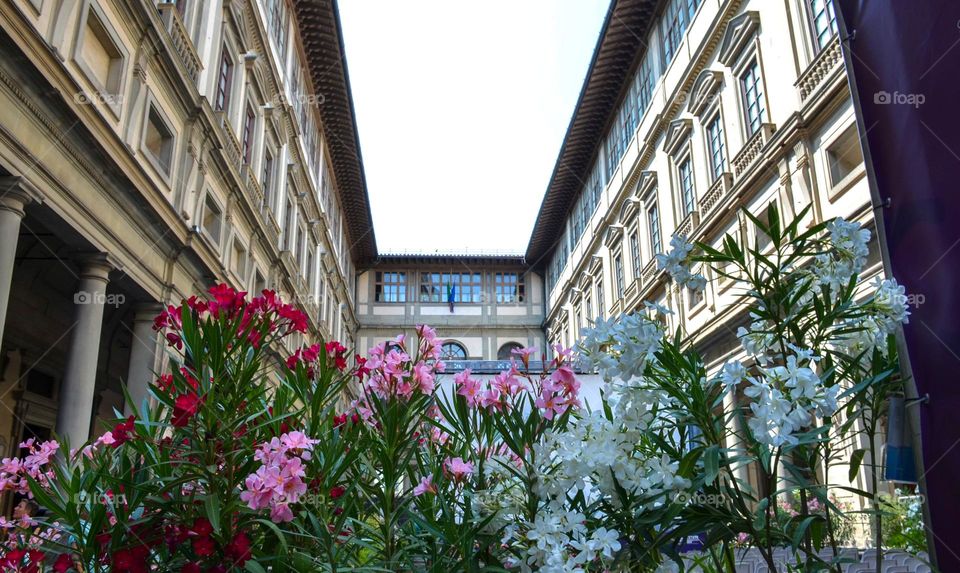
704,445 -> 720,485
848,448 -> 866,481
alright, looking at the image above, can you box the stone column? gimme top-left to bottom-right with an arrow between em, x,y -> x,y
56,256 -> 112,446
124,304 -> 162,416
0,180 -> 33,349
723,388 -> 752,487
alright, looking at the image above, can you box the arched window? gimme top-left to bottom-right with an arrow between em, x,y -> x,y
440,342 -> 467,360
497,342 -> 524,360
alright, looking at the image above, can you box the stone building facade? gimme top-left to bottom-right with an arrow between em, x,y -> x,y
0,0 -> 375,460
525,0 -> 882,522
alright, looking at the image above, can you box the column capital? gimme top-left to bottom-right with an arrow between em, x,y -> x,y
131,302 -> 165,322
0,177 -> 38,217
75,254 -> 114,283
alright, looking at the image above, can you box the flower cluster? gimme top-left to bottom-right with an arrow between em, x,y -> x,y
240,431 -> 319,523
153,284 -> 309,350
0,439 -> 59,497
362,325 -> 443,400
581,312 -> 666,384
656,234 -> 706,292
723,352 -> 839,447
503,508 -> 622,573
813,218 -> 871,293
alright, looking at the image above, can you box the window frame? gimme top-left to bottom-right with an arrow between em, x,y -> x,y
215,46 -> 235,113
375,271 -> 407,303
739,57 -> 768,138
495,272 -> 525,304
705,112 -> 728,182
199,191 -> 224,248
677,154 -> 696,216
140,98 -> 177,182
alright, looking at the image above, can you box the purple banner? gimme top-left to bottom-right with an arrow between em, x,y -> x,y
837,0 -> 960,568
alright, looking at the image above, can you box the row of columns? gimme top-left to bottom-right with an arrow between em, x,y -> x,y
0,178 -> 160,447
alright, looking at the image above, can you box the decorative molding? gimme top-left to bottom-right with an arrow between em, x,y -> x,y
635,170 -> 658,201
718,11 -> 761,67
795,36 -> 842,102
687,70 -> 724,116
602,224 -> 625,248
588,254 -> 603,275
663,118 -> 693,155
618,197 -> 641,225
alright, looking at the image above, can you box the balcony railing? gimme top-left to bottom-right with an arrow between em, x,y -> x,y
732,123 -> 775,177
796,36 -> 843,103
701,172 -> 733,217
441,359 -> 592,374
676,210 -> 699,238
157,3 -> 202,84
215,111 -> 243,173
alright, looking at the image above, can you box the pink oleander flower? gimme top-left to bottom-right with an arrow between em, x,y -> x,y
455,369 -> 483,407
535,390 -> 569,420
412,361 -> 437,395
413,475 -> 437,497
511,346 -> 538,366
491,369 -> 523,396
552,344 -> 574,361
443,457 -> 474,482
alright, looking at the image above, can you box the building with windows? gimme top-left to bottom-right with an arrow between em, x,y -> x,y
526,0 -> 882,517
0,0 -> 888,532
0,0 -> 376,458
355,254 -> 546,373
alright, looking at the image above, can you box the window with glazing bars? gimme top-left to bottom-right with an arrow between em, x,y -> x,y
706,115 -> 726,181
809,0 -> 838,52
420,273 -> 482,303
630,231 -> 641,279
648,202 -> 662,255
375,272 -> 406,302
741,60 -> 767,136
495,272 -> 525,303
215,49 -> 233,112
614,254 -> 625,299
679,158 -> 695,214
596,277 -> 605,320
242,107 -> 255,164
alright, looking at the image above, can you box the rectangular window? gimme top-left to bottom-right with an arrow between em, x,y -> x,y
242,107 -> 255,164
584,294 -> 592,323
595,278 -> 605,320
202,195 -> 222,245
419,273 -> 483,303
635,54 -> 655,119
741,60 -> 767,137
630,231 -> 641,279
679,158 -> 695,215
614,254 -> 625,299
687,284 -> 704,310
282,198 -> 295,250
495,272 -> 525,303
706,115 -> 726,180
231,238 -> 247,278
375,272 -> 407,303
827,124 -> 864,187
144,107 -> 174,174
648,202 -> 662,255
661,0 -> 700,65
268,0 -> 287,59
304,244 -> 314,281
809,0 -> 838,52
261,150 -> 274,206
216,49 -> 233,112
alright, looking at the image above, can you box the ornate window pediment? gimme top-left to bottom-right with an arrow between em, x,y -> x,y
718,11 -> 761,67
663,118 -> 693,156
603,224 -> 625,248
687,70 -> 724,116
589,254 -> 604,275
635,170 -> 658,201
619,197 -> 642,224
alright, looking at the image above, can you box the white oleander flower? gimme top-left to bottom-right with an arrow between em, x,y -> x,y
656,234 -> 707,292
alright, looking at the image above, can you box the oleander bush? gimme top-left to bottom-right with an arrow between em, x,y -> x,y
0,206 -> 913,572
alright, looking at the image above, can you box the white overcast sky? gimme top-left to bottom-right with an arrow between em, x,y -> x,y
338,0 -> 611,255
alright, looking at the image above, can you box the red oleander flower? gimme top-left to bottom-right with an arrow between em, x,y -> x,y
225,531 -> 252,566
355,355 -> 371,379
180,563 -> 201,573
53,554 -> 73,573
172,392 -> 202,427
192,536 -> 215,557
330,485 -> 346,499
190,517 -> 213,538
110,415 -> 136,447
